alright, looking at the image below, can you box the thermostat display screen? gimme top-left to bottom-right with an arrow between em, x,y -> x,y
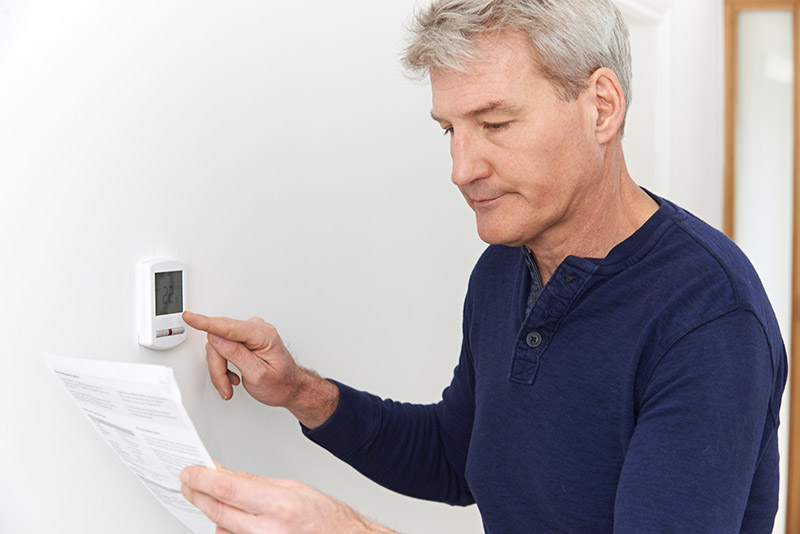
154,270 -> 183,316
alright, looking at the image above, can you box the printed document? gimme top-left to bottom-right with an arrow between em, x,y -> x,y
43,352 -> 216,534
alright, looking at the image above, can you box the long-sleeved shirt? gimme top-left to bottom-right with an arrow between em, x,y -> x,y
304,195 -> 787,533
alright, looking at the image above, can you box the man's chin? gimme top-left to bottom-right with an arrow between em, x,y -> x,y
475,225 -> 526,248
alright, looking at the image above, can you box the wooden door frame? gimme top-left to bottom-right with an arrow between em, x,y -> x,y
724,1 -> 800,531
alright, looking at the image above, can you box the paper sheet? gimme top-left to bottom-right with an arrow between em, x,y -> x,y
43,352 -> 216,534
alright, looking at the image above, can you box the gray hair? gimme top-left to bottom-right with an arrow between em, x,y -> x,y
402,0 -> 632,115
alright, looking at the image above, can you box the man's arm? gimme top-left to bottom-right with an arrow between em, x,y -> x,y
182,309 -> 477,509
614,309 -> 781,532
183,309 -> 477,506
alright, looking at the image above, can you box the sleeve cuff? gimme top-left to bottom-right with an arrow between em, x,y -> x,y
301,380 -> 380,460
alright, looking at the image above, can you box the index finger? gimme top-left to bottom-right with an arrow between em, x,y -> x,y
183,311 -> 264,345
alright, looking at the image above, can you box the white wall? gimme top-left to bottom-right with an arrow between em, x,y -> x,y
0,1 -> 485,532
667,0 -> 726,228
0,0 -> 734,533
620,0 -> 725,228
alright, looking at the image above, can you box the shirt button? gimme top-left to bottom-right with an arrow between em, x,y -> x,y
526,331 -> 542,348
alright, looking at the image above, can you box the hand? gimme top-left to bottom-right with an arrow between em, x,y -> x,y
182,311 -> 338,429
182,311 -> 299,405
180,465 -> 396,534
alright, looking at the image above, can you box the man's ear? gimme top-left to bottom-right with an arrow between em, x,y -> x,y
589,67 -> 626,144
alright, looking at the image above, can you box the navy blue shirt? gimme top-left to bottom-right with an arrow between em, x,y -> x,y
305,196 -> 787,533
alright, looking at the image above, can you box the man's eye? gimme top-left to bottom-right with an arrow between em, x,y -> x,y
484,122 -> 509,131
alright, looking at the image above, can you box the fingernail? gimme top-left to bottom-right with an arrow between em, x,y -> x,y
209,334 -> 223,346
180,469 -> 188,483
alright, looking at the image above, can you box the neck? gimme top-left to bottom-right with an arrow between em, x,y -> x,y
526,146 -> 659,285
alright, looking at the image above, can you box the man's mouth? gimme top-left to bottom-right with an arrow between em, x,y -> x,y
471,195 -> 502,208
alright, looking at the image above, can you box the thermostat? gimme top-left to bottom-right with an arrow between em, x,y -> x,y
137,258 -> 187,350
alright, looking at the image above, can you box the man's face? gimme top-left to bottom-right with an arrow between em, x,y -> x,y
430,31 -> 603,249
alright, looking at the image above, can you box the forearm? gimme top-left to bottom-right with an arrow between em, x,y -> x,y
287,367 -> 340,430
303,382 -> 476,506
299,337 -> 477,506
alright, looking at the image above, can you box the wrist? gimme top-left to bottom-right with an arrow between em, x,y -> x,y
287,368 -> 339,430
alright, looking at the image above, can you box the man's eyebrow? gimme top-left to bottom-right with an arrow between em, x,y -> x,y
430,101 -> 523,123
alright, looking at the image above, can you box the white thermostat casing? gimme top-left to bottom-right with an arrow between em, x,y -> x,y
137,258 -> 187,350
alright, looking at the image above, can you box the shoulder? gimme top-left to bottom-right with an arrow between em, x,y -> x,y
654,199 -> 767,314
618,198 -> 786,422
636,198 -> 785,391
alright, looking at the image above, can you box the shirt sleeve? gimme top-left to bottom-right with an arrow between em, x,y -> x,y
301,336 -> 477,506
613,309 -> 781,532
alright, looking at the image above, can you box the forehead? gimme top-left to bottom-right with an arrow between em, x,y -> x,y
430,31 -> 546,119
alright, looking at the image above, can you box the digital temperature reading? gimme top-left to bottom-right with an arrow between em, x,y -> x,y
138,258 -> 187,350
154,270 -> 183,316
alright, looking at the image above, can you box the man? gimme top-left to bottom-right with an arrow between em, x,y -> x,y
179,1 -> 787,532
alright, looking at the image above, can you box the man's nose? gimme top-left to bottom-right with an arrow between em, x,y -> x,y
450,131 -> 491,187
